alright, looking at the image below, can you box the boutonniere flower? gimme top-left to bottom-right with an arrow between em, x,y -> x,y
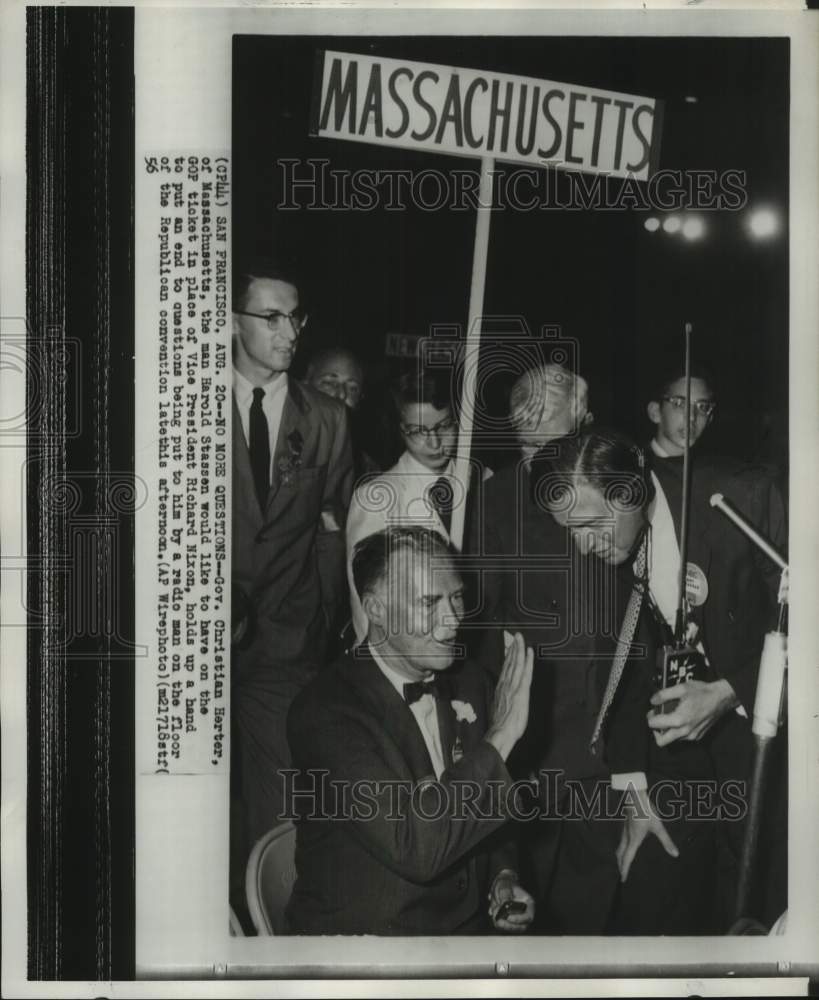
277,429 -> 303,486
451,699 -> 477,724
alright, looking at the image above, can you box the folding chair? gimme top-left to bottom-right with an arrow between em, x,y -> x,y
245,820 -> 297,935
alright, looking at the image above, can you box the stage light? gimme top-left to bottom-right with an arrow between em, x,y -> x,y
662,216 -> 681,234
684,95 -> 698,104
644,217 -> 660,232
748,208 -> 779,240
682,217 -> 705,241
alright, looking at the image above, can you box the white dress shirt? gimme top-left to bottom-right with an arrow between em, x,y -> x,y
346,451 -> 460,642
369,644 -> 447,780
233,368 -> 289,482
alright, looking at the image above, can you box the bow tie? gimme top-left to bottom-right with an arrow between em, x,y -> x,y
403,674 -> 452,705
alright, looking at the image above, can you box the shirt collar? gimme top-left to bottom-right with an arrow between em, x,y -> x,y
650,438 -> 671,459
232,367 -> 287,408
398,450 -> 455,479
368,642 -> 433,698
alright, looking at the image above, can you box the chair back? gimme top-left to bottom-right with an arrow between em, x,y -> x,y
228,904 -> 245,937
245,820 -> 297,935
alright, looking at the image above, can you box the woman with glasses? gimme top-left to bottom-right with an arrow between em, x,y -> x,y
345,366 -> 465,644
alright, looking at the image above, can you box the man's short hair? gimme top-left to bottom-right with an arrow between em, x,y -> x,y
648,358 -> 717,404
306,345 -> 363,378
233,257 -> 306,313
351,526 -> 454,599
509,363 -> 589,433
532,426 -> 653,515
389,366 -> 453,420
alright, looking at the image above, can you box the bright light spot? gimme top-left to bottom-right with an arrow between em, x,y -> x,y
684,95 -> 698,104
682,217 -> 705,241
662,216 -> 682,234
644,217 -> 660,232
748,208 -> 779,240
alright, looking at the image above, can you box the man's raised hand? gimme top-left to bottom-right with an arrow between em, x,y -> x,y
485,631 -> 534,761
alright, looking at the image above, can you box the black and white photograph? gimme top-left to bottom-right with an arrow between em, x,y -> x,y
230,29 -> 791,937
2,2 -> 819,996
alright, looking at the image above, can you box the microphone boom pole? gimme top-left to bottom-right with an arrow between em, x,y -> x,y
709,492 -> 788,927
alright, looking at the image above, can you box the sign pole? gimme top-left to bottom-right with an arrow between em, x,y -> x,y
450,156 -> 493,552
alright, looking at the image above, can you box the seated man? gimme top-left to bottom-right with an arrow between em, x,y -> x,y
285,526 -> 535,935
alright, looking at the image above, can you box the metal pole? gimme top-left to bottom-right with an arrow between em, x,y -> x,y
734,733 -> 774,922
450,156 -> 493,552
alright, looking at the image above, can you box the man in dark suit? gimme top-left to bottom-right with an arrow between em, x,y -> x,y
285,526 -> 535,935
541,427 -> 787,932
466,364 -> 640,932
231,260 -> 354,870
641,369 -> 787,928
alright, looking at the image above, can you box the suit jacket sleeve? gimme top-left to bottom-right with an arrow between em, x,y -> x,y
289,693 -> 516,885
713,468 -> 787,713
315,401 -> 354,634
749,471 -> 788,608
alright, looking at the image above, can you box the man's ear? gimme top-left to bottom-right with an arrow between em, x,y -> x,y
646,401 -> 661,426
582,410 -> 594,427
362,591 -> 385,630
300,312 -> 309,332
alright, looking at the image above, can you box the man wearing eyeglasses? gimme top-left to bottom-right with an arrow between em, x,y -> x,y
640,362 -> 787,929
230,259 -> 354,891
643,362 -> 786,740
646,366 -> 717,460
345,367 -> 466,644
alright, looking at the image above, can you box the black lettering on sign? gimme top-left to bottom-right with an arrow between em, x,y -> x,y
514,84 -> 541,157
410,70 -> 440,142
589,94 -> 611,168
627,104 -> 654,174
435,73 -> 464,147
565,91 -> 587,165
487,79 -> 514,154
386,67 -> 413,139
537,89 -> 564,159
463,77 -> 488,149
359,63 -> 383,137
612,98 -> 634,172
320,57 -> 358,132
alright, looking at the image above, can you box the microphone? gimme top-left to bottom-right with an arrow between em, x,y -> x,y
709,493 -> 788,571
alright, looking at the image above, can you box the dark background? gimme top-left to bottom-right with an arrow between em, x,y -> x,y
233,35 -> 789,477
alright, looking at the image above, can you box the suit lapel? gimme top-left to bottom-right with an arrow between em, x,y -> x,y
348,646 -> 440,780
435,692 -> 457,769
268,383 -> 298,505
651,458 -> 712,630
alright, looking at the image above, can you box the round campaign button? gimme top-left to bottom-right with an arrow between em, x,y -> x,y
685,562 -> 709,607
